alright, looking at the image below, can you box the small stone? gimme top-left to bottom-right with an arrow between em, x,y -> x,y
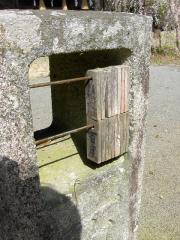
149,170 -> 154,175
159,195 -> 164,199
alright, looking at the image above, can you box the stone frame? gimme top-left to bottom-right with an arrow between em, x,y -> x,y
0,10 -> 151,239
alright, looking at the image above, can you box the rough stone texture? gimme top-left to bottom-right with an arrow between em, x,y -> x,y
0,10 -> 151,240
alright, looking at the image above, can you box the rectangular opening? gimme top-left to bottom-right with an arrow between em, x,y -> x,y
29,48 -> 131,166
29,48 -> 130,194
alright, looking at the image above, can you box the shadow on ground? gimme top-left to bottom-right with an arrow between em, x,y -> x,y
0,156 -> 82,240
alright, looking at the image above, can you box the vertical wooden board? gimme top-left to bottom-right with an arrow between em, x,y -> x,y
104,69 -> 112,118
101,118 -> 106,162
108,117 -> 113,160
120,67 -> 125,113
110,67 -> 116,116
124,66 -> 129,112
123,112 -> 127,153
86,69 -> 102,120
115,114 -> 121,157
105,118 -> 110,161
100,70 -> 106,120
115,68 -> 119,116
120,113 -> 125,154
86,118 -> 101,163
85,70 -> 97,120
108,116 -> 115,160
111,115 -> 116,159
114,66 -> 121,116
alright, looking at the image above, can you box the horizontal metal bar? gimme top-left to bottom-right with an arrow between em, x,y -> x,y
30,76 -> 92,89
35,124 -> 94,146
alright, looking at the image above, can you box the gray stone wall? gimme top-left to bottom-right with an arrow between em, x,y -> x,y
0,10 -> 151,240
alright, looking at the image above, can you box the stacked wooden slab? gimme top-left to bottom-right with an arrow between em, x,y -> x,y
85,65 -> 130,164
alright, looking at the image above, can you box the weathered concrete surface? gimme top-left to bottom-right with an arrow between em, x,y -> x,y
29,57 -> 49,80
37,137 -> 130,240
0,10 -> 151,240
138,65 -> 180,240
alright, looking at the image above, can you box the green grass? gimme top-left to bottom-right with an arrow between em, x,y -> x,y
151,46 -> 180,65
151,30 -> 180,65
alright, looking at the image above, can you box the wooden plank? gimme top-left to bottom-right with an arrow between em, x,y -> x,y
86,65 -> 129,120
124,66 -> 129,112
101,117 -> 106,162
110,67 -> 116,116
120,67 -> 125,113
86,118 -> 101,163
114,114 -> 121,157
113,67 -> 119,116
86,69 -> 102,120
87,114 -> 128,163
100,69 -> 106,120
113,65 -> 129,115
108,117 -> 113,159
120,113 -> 125,154
104,68 -> 112,118
114,66 -> 122,115
105,118 -> 110,161
111,115 -> 116,158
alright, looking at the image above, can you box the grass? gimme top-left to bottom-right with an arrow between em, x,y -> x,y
151,46 -> 180,65
151,30 -> 180,65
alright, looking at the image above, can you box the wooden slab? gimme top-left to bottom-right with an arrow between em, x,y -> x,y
119,66 -> 129,113
112,67 -> 119,116
124,66 -> 129,112
85,65 -> 129,121
101,117 -> 106,161
86,118 -> 101,164
114,114 -> 121,157
104,68 -> 112,118
86,69 -> 103,120
87,113 -> 129,164
105,117 -> 109,161
100,70 -> 106,120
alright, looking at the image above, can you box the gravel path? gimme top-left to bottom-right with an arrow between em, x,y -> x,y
138,65 -> 180,240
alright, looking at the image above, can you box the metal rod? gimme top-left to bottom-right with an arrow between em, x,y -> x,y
35,124 -> 94,146
30,76 -> 92,89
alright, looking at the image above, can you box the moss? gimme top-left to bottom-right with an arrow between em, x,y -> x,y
37,135 -> 126,194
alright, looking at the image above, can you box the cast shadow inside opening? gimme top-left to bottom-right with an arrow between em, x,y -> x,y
34,48 -> 131,167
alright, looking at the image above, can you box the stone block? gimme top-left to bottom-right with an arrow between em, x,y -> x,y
0,10 -> 152,240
